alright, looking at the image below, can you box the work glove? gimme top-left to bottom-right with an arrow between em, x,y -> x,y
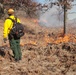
3,38 -> 7,43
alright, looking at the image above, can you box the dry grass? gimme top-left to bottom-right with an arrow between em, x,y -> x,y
0,17 -> 76,75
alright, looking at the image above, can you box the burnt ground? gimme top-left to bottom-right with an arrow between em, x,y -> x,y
0,17 -> 76,75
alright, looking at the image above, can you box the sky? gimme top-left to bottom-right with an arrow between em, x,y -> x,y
36,0 -> 45,4
37,0 -> 76,20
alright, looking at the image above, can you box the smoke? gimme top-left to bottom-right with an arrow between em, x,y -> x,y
39,5 -> 64,27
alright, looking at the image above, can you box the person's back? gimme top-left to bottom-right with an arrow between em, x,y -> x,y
3,8 -> 22,62
3,15 -> 21,39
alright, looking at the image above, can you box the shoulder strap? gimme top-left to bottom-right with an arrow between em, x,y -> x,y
7,17 -> 17,23
7,18 -> 15,23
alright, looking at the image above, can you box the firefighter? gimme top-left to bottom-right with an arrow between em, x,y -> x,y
3,8 -> 22,62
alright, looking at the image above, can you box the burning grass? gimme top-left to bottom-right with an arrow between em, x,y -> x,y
0,17 -> 76,75
42,33 -> 76,47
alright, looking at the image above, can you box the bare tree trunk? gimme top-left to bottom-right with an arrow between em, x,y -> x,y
63,0 -> 67,35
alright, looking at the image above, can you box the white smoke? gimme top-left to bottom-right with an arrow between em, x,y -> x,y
39,5 -> 64,27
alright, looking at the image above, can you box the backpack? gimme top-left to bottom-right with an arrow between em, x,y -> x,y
8,17 -> 24,38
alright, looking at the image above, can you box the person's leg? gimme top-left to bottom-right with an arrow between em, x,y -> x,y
9,39 -> 19,61
16,39 -> 22,60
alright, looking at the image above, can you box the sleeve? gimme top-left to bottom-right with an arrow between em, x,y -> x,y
3,19 -> 11,38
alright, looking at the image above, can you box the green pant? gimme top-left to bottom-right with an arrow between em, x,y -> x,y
9,38 -> 22,60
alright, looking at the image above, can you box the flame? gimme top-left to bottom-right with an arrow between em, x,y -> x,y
55,34 -> 70,44
20,40 -> 37,46
20,43 -> 24,46
32,19 -> 39,23
44,35 -> 54,44
43,33 -> 73,45
20,31 -> 76,47
29,40 -> 37,45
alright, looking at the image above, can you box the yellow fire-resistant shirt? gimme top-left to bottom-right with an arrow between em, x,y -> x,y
3,15 -> 20,38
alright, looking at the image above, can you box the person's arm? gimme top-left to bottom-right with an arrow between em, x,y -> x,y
3,19 -> 12,42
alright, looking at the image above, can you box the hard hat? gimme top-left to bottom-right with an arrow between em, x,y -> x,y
8,8 -> 14,14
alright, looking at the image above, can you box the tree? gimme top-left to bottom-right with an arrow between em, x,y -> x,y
0,0 -> 40,18
57,0 -> 74,35
44,0 -> 74,35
